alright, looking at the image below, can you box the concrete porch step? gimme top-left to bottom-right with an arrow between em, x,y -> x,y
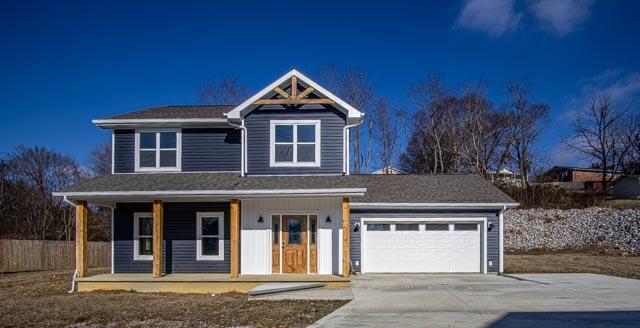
248,282 -> 325,296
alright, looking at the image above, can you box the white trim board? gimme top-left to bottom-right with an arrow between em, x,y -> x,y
54,188 -> 367,198
350,202 -> 519,209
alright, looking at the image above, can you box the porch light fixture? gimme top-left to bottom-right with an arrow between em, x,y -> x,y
353,223 -> 360,232
488,222 -> 494,232
325,216 -> 332,223
258,215 -> 264,223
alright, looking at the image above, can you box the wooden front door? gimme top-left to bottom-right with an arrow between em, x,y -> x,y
282,215 -> 307,273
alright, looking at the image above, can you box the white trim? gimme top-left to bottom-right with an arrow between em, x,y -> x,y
133,212 -> 153,261
111,209 -> 114,274
54,188 -> 366,198
499,206 -> 505,273
269,120 -> 321,167
360,217 -> 488,274
196,211 -> 225,261
111,132 -> 115,174
350,202 -> 519,209
93,118 -> 228,128
227,69 -> 364,124
134,129 -> 182,172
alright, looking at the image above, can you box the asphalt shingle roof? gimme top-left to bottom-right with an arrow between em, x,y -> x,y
59,173 -> 515,204
103,105 -> 234,120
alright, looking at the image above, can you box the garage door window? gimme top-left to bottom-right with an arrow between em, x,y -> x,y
425,223 -> 449,231
367,224 -> 390,231
454,223 -> 478,231
395,223 -> 419,231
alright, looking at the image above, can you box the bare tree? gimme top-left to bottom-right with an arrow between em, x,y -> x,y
197,75 -> 250,105
624,112 -> 640,174
317,64 -> 374,173
371,98 -> 407,171
504,79 -> 549,188
88,139 -> 112,175
564,95 -> 635,190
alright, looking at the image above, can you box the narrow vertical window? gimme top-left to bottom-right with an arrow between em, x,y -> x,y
197,212 -> 224,260
309,215 -> 317,244
272,215 -> 280,244
133,213 -> 153,260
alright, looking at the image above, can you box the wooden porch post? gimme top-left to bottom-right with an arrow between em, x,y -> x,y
152,200 -> 163,278
230,199 -> 240,278
75,201 -> 88,278
342,197 -> 350,277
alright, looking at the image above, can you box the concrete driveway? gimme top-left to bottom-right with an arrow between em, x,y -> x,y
311,273 -> 640,327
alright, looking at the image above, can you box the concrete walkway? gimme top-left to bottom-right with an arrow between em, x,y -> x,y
311,273 -> 640,327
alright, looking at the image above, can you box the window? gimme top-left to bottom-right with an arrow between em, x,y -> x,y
367,223 -> 390,231
197,212 -> 224,261
425,223 -> 450,231
454,223 -> 478,231
395,223 -> 419,231
310,215 -> 317,244
270,120 -> 320,167
133,213 -> 153,260
272,215 -> 280,245
135,130 -> 181,171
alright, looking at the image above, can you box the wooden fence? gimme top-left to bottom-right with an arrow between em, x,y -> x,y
0,239 -> 110,273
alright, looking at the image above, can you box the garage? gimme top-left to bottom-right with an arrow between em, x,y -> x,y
362,221 -> 483,273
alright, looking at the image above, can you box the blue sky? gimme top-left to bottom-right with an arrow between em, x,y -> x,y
1,0 -> 639,169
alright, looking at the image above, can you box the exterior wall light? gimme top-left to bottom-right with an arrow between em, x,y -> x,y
325,216 -> 332,223
258,215 -> 264,223
353,223 -> 360,232
488,222 -> 494,232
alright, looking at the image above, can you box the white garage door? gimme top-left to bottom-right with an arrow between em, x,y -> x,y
363,222 -> 481,273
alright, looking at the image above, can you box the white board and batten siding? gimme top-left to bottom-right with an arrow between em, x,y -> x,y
240,197 -> 344,275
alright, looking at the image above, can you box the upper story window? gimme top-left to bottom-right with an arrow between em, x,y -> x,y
269,120 -> 320,167
135,129 -> 181,172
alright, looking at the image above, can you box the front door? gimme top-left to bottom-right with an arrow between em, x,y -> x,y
282,215 -> 307,273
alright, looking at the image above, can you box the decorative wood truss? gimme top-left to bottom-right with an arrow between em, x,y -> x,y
253,75 -> 336,106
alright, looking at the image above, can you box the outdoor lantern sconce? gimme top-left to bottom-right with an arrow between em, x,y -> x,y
258,215 -> 264,223
354,223 -> 360,232
325,216 -> 332,223
488,222 -> 494,232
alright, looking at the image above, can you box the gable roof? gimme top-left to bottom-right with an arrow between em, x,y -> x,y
54,173 -> 517,208
92,105 -> 233,128
226,69 -> 364,124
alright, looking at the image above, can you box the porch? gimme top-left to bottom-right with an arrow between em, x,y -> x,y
76,273 -> 350,293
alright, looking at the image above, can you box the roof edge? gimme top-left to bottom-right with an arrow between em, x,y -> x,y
350,202 -> 520,210
53,188 -> 367,198
92,118 -> 229,128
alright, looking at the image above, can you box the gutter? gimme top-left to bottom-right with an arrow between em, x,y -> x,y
350,202 -> 520,210
53,188 -> 367,198
92,118 -> 228,129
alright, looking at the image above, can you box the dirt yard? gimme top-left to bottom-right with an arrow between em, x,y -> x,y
505,253 -> 640,279
0,268 -> 347,327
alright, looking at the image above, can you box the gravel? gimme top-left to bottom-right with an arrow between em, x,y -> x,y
504,207 -> 640,254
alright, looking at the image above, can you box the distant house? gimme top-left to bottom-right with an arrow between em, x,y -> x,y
613,175 -> 640,199
542,166 -> 623,192
372,166 -> 406,175
488,168 -> 521,185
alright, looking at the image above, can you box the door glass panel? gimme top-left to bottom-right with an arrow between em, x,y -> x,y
367,223 -> 390,231
425,223 -> 449,231
396,223 -> 419,231
272,215 -> 279,244
454,223 -> 478,231
287,219 -> 302,244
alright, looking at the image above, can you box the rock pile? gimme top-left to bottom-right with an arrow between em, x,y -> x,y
504,207 -> 640,253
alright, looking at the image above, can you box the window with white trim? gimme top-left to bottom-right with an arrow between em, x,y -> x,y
135,129 -> 181,171
270,120 -> 320,167
196,212 -> 224,261
133,213 -> 153,260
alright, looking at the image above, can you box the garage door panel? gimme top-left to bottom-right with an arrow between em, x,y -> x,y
364,221 -> 481,273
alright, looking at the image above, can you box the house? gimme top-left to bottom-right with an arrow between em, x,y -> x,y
54,69 -> 517,293
371,166 -> 406,174
541,166 -> 623,192
488,168 -> 521,185
613,175 -> 640,199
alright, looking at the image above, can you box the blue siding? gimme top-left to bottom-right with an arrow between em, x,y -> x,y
113,202 -> 231,274
245,106 -> 346,175
182,128 -> 241,172
350,209 -> 501,273
113,130 -> 135,173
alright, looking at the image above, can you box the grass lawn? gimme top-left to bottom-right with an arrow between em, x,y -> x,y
0,268 -> 347,327
505,253 -> 640,279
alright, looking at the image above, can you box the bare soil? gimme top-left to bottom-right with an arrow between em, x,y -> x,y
0,268 -> 347,327
505,254 -> 640,279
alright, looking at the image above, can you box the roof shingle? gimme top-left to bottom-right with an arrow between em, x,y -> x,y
103,105 -> 234,120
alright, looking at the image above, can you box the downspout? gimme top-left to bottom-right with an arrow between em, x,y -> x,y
499,205 -> 506,274
343,119 -> 363,175
228,119 -> 247,176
